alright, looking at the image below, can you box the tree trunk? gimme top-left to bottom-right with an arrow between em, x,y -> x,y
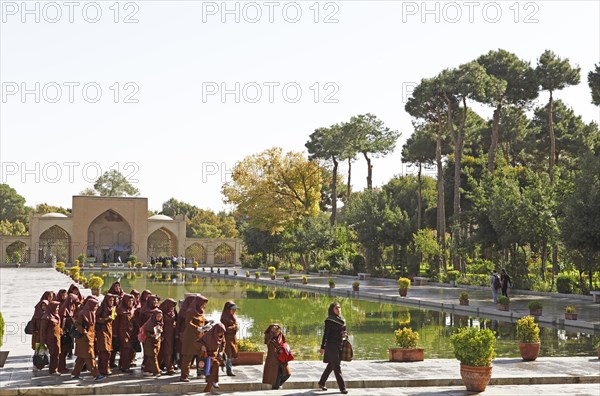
548,92 -> 555,178
346,158 -> 352,203
330,157 -> 338,226
435,120 -> 446,272
451,98 -> 467,271
540,244 -> 547,281
363,152 -> 373,191
487,103 -> 502,173
417,162 -> 423,230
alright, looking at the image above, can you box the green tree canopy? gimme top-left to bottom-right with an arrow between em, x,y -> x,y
93,170 -> 140,197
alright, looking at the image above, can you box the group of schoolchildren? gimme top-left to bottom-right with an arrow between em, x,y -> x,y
28,282 -> 350,394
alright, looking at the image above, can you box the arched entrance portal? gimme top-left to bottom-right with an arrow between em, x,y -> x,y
214,243 -> 234,265
6,241 -> 30,263
147,228 -> 177,258
39,225 -> 71,263
87,210 -> 132,263
185,243 -> 207,264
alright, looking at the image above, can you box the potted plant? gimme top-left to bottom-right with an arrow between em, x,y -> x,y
156,262 -> 163,270
211,267 -> 214,273
255,271 -> 260,279
284,275 -> 290,283
217,268 -> 221,274
246,271 -> 250,278
127,261 -> 133,268
398,277 -> 411,297
328,278 -> 336,288
135,261 -> 143,270
528,301 -> 543,316
459,291 -> 469,306
450,326 -> 496,392
101,263 -> 108,269
55,261 -> 65,272
234,270 -> 238,276
233,338 -> 264,365
565,306 -> 577,320
0,311 -> 8,367
302,276 -> 308,285
352,281 -> 360,292
268,266 -> 276,280
497,295 -> 510,311
389,327 -> 424,362
516,315 -> 540,361
88,276 -> 104,296
193,261 -> 199,270
224,268 -> 229,275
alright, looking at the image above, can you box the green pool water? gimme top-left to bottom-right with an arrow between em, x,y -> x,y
89,271 -> 597,360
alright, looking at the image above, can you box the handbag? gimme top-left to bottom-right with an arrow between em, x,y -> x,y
60,332 -> 72,345
33,345 -> 49,369
68,324 -> 84,340
24,320 -> 33,335
277,342 -> 294,363
340,339 -> 353,362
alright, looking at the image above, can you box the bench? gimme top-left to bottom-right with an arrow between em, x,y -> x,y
591,291 -> 600,303
357,273 -> 370,280
413,277 -> 429,286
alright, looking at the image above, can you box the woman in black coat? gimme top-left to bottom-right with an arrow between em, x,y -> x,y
318,302 -> 348,394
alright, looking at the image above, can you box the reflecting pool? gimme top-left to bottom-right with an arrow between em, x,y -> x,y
89,271 -> 597,360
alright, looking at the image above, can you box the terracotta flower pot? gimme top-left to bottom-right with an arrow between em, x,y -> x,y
459,299 -> 469,306
352,286 -> 359,292
271,275 -> 276,280
565,313 -> 578,320
497,303 -> 509,311
459,364 -> 492,392
399,288 -> 408,297
232,352 -> 264,365
329,284 -> 335,288
518,342 -> 540,361
529,308 -> 543,316
389,348 -> 424,362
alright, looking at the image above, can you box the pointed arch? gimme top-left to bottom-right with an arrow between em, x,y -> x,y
6,240 -> 30,263
87,209 -> 132,263
185,243 -> 207,264
39,225 -> 71,263
214,243 -> 234,264
147,227 -> 178,258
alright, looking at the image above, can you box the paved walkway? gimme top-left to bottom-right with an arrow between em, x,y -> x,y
0,268 -> 599,396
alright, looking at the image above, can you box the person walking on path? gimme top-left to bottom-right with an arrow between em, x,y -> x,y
262,324 -> 291,390
57,293 -> 78,373
179,295 -> 209,382
116,294 -> 136,373
71,297 -> 104,381
318,302 -> 348,394
490,270 -> 501,303
39,301 -> 62,375
500,268 -> 512,297
158,298 -> 177,375
96,294 -> 116,375
199,323 -> 226,394
220,301 -> 239,377
141,308 -> 164,378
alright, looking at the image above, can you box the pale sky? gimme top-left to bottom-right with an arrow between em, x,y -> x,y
1,0 -> 599,213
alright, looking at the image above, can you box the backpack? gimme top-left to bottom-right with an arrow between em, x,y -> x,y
493,275 -> 501,289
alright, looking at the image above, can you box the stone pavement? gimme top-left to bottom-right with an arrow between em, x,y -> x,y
1,268 -> 599,396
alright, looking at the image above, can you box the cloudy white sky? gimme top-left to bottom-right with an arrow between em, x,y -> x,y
1,0 -> 599,213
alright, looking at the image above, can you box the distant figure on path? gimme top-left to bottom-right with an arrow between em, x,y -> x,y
500,268 -> 512,297
319,302 -> 348,394
491,270 -> 501,303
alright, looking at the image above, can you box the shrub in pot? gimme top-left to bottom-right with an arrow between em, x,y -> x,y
389,327 -> 424,362
459,291 -> 469,306
528,300 -> 543,316
284,275 -> 290,283
88,276 -> 104,296
268,266 -> 276,280
328,278 -> 336,288
450,326 -> 496,392
193,261 -> 199,270
234,270 -> 238,276
302,276 -> 308,285
352,281 -> 360,292
516,315 -> 540,361
447,270 -> 460,286
565,306 -> 577,320
246,271 -> 250,278
233,338 -> 264,365
255,271 -> 260,279
497,295 -> 510,311
398,277 -> 411,296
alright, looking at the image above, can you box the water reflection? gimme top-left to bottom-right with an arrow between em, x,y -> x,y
89,271 -> 597,360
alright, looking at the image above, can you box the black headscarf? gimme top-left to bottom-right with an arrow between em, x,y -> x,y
325,302 -> 345,326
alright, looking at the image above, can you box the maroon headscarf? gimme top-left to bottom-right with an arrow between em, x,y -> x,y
186,295 -> 208,316
264,323 -> 286,344
159,298 -> 177,320
55,289 -> 68,304
33,299 -> 49,320
178,295 -> 196,314
77,297 -> 99,326
58,293 -> 79,319
139,289 -> 152,305
220,301 -> 237,326
40,291 -> 55,302
42,301 -> 61,324
98,294 -> 116,318
142,308 -> 164,333
107,282 -> 124,297
130,289 -> 141,308
201,323 -> 225,352
118,294 -> 135,316
140,295 -> 160,316
67,284 -> 83,303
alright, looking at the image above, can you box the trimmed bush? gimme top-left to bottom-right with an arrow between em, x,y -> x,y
87,276 -> 104,289
237,338 -> 262,352
394,327 -> 419,349
516,316 -> 540,343
450,327 -> 496,366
